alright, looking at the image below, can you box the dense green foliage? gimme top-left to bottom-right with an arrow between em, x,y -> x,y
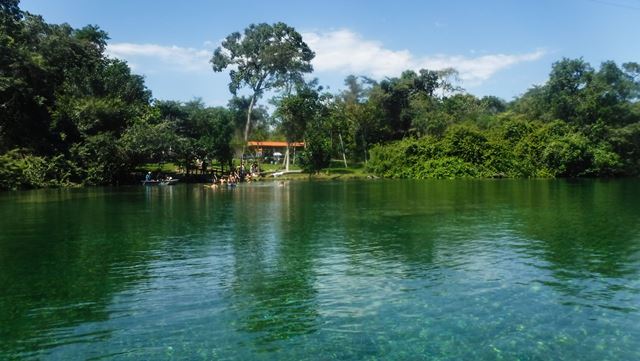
0,2 -> 234,189
365,60 -> 640,178
274,81 -> 334,172
270,63 -> 639,179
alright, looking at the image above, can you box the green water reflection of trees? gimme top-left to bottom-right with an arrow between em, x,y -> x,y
0,181 -> 638,357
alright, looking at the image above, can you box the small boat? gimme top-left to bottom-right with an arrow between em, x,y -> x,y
159,178 -> 179,186
141,180 -> 161,186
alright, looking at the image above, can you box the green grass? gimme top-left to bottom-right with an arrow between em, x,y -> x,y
262,160 -> 373,181
258,162 -> 302,172
319,163 -> 371,179
137,163 -> 179,173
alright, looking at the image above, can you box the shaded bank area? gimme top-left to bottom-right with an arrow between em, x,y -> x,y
0,180 -> 638,360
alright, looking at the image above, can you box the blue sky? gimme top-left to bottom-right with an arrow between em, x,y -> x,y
21,0 -> 640,106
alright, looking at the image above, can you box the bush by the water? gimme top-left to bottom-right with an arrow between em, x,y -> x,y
0,149 -> 79,190
368,119 -> 640,179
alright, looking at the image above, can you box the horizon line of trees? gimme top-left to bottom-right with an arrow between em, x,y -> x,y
2,1 -> 639,190
272,59 -> 640,176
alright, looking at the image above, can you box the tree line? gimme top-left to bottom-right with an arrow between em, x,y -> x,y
337,60 -> 640,178
210,15 -> 640,177
268,60 -> 640,177
1,1 -> 639,190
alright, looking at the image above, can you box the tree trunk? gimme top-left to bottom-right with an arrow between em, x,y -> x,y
243,94 -> 256,156
285,145 -> 290,172
362,132 -> 367,164
338,132 -> 348,168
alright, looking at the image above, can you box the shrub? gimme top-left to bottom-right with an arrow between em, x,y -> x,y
0,149 -> 78,190
442,125 -> 488,164
300,127 -> 332,173
70,134 -> 128,185
414,157 -> 483,179
542,133 -> 592,177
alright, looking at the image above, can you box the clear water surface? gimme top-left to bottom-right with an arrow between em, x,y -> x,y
0,180 -> 639,360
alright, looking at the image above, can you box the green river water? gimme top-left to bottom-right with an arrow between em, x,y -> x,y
0,180 -> 639,360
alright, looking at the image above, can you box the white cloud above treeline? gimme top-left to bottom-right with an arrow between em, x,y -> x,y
303,29 -> 545,84
106,29 -> 545,85
106,43 -> 211,73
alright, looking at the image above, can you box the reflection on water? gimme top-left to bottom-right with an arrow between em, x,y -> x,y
0,180 -> 639,360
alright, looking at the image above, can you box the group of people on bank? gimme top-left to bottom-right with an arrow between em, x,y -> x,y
208,162 -> 260,188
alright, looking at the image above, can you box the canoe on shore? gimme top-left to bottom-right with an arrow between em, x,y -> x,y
271,169 -> 303,177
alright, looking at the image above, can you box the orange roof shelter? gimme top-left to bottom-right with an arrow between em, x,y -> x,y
247,141 -> 304,148
247,141 -> 304,169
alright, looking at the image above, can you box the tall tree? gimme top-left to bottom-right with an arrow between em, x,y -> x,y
227,95 -> 271,144
275,82 -> 323,144
275,81 -> 326,169
211,22 -> 315,150
546,58 -> 593,124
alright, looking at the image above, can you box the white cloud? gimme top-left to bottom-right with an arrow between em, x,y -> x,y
420,51 -> 546,85
106,43 -> 211,73
303,29 -> 545,85
106,30 -> 545,87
